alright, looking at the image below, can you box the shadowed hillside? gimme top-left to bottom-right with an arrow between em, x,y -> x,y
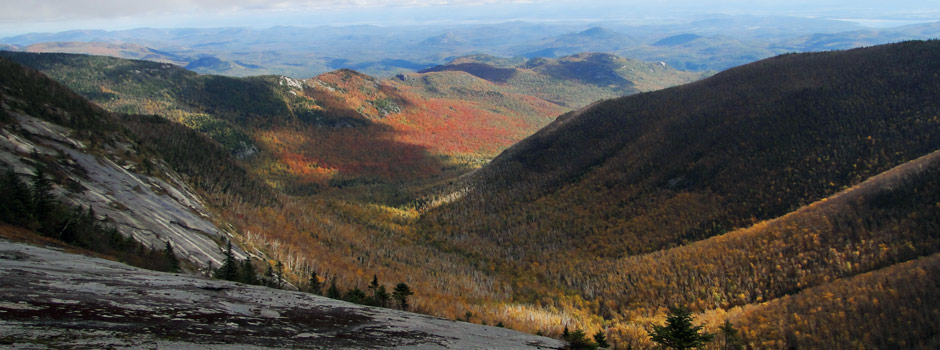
1,51 -> 701,194
428,40 -> 940,260
421,40 -> 940,347
419,53 -> 705,107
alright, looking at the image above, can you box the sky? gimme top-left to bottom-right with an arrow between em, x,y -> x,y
2,0 -> 939,37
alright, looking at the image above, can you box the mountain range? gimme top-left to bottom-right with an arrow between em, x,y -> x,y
3,16 -> 939,77
1,37 -> 940,349
0,50 -> 701,195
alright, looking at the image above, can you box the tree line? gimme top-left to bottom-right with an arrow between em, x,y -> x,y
211,242 -> 415,311
0,167 -> 181,272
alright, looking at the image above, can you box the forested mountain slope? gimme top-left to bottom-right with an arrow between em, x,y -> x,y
0,51 -> 700,195
601,149 -> 940,348
417,53 -> 704,107
420,40 -> 940,347
0,57 -> 247,268
426,40 -> 940,261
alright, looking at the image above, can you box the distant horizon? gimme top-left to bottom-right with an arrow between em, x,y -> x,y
2,0 -> 939,38
3,17 -> 939,42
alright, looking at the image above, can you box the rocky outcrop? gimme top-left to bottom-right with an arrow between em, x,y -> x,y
0,111 -> 243,269
0,238 -> 565,349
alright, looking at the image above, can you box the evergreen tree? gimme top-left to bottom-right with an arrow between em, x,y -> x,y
563,325 -> 570,340
564,329 -> 597,350
593,330 -> 610,349
57,206 -> 81,244
0,168 -> 32,225
719,320 -> 744,350
649,305 -> 714,350
326,277 -> 341,299
213,241 -> 239,281
368,275 -> 380,297
240,258 -> 258,285
264,264 -> 275,287
343,287 -> 367,304
374,285 -> 390,307
71,206 -> 97,244
163,241 -> 181,273
308,271 -> 322,295
30,167 -> 55,224
392,282 -> 414,310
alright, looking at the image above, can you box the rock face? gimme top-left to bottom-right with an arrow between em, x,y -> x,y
0,239 -> 565,349
0,112 -> 243,268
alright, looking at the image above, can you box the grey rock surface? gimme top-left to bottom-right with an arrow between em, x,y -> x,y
0,239 -> 564,349
0,112 -> 245,269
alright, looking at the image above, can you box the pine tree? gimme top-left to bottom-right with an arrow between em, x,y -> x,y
565,329 -> 597,350
308,271 -> 322,295
343,287 -> 367,304
30,167 -> 55,225
374,285 -> 390,307
392,282 -> 413,310
163,241 -> 181,273
593,330 -> 610,349
213,241 -> 239,281
326,277 -> 341,299
563,325 -> 570,340
719,320 -> 744,350
649,305 -> 714,350
0,168 -> 32,225
240,258 -> 258,285
368,275 -> 380,297
264,264 -> 275,286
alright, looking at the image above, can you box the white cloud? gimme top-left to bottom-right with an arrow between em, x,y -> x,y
0,0 -> 557,22
0,0 -> 936,36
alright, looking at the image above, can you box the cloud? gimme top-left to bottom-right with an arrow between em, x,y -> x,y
0,0 -> 554,23
1,0 -> 935,32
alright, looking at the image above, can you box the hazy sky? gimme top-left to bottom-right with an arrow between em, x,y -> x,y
2,0 -> 939,37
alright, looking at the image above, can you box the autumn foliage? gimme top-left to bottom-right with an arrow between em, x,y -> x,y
5,42 -> 940,350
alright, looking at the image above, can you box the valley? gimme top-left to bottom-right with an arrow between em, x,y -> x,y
1,22 -> 939,350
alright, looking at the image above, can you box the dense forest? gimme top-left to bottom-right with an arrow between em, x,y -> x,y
420,40 -> 940,347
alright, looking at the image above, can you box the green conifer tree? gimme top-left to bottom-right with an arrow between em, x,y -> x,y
563,329 -> 598,350
649,305 -> 714,350
593,330 -> 610,349
719,320 -> 744,350
240,258 -> 258,285
163,241 -> 181,273
0,168 -> 32,225
213,241 -> 239,281
326,277 -> 341,299
344,287 -> 367,304
374,285 -> 390,307
308,271 -> 323,295
368,275 -> 380,297
264,264 -> 275,286
30,167 -> 55,226
392,282 -> 414,310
